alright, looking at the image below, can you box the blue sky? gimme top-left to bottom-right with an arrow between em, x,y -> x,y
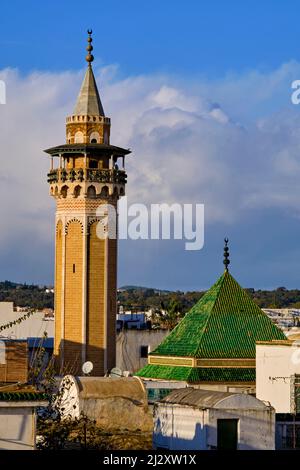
1,0 -> 300,290
1,0 -> 299,77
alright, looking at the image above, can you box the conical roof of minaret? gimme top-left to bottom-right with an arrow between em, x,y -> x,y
73,64 -> 105,116
73,30 -> 105,116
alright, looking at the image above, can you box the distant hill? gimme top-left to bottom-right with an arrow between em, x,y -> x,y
0,280 -> 54,309
0,280 -> 300,313
119,285 -> 171,294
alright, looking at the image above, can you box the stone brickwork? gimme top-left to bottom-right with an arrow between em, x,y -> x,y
54,220 -> 63,357
64,220 -> 83,372
86,222 -> 106,376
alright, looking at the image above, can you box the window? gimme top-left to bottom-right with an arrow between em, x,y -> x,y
74,131 -> 84,143
89,160 -> 98,169
74,186 -> 81,198
87,185 -> 96,198
89,131 -> 100,143
140,345 -> 149,358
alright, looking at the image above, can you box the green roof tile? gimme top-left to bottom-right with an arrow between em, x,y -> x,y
136,364 -> 255,383
151,271 -> 286,359
0,391 -> 48,401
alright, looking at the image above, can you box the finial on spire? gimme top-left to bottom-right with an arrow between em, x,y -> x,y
223,237 -> 230,272
86,29 -> 94,65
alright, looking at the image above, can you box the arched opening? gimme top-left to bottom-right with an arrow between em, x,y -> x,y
89,131 -> 100,143
100,186 -> 109,197
55,186 -> 59,196
119,187 -> 125,196
87,185 -> 96,198
74,185 -> 81,198
61,185 -> 69,198
74,131 -> 84,143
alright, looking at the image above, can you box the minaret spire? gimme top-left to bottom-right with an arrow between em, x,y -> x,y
223,237 -> 230,272
72,29 -> 105,117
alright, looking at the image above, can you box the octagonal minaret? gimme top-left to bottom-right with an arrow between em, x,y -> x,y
44,31 -> 131,376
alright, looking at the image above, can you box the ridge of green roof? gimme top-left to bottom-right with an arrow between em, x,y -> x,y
136,364 -> 255,383
151,271 -> 286,359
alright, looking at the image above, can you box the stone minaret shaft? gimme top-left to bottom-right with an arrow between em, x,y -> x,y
44,31 -> 130,376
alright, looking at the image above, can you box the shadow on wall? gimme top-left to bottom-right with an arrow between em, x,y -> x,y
153,406 -> 275,450
55,339 -> 106,377
154,419 -> 205,451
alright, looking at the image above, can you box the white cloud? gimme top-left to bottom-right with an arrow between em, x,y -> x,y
0,61 -> 300,279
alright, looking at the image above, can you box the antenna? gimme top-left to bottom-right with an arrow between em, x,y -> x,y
82,361 -> 93,375
109,367 -> 123,378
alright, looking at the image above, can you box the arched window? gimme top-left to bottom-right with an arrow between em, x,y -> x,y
87,185 -> 96,198
74,131 -> 84,143
74,185 -> 81,198
89,131 -> 100,143
100,186 -> 109,197
61,185 -> 68,198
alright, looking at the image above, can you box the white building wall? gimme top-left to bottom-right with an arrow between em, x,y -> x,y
207,408 -> 274,450
116,329 -> 169,373
0,404 -> 39,450
153,398 -> 275,450
256,344 -> 300,413
153,405 -> 207,450
0,302 -> 54,340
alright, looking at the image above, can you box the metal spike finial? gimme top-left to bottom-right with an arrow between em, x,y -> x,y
223,237 -> 230,272
86,29 -> 94,65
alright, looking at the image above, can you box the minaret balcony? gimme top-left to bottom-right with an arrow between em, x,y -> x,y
47,168 -> 127,185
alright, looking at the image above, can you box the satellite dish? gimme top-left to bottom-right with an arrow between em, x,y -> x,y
82,361 -> 93,375
109,367 -> 123,378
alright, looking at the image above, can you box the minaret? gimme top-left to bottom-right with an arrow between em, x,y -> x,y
45,31 -> 130,376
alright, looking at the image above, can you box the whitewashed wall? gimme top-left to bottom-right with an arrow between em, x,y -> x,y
153,396 -> 275,450
0,403 -> 40,450
256,343 -> 300,413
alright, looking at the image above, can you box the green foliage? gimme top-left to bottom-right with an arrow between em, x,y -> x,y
0,281 -> 54,309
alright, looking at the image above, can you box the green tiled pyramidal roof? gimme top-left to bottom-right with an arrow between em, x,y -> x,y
136,364 -> 256,383
151,271 -> 286,359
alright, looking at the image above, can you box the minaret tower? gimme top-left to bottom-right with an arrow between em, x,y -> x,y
45,31 -> 130,375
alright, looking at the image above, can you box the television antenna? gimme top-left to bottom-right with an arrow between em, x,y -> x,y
109,367 -> 122,378
82,361 -> 93,376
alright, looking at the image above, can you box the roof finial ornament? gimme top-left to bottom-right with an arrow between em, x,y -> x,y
86,29 -> 94,65
223,237 -> 230,272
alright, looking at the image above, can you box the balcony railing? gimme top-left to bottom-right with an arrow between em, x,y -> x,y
47,168 -> 127,185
